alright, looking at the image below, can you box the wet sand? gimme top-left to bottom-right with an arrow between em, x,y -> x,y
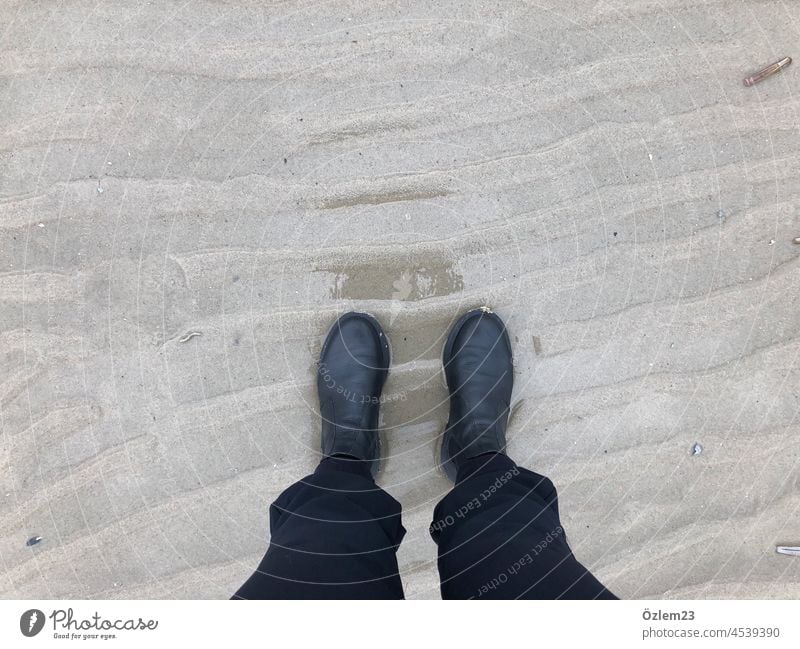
2,0 -> 800,598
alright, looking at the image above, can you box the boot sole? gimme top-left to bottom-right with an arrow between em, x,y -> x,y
319,311 -> 391,478
439,307 -> 512,481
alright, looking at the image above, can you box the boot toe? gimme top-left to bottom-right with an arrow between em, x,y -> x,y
446,310 -> 512,382
324,313 -> 389,374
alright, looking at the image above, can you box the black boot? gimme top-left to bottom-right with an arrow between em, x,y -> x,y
440,308 -> 513,481
318,312 -> 391,477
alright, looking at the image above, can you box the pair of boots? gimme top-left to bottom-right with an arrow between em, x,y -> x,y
234,307 -> 617,599
319,308 -> 511,481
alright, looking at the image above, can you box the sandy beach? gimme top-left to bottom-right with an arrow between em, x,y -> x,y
1,0 -> 800,599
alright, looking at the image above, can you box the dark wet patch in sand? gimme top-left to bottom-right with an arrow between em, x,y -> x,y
327,258 -> 464,303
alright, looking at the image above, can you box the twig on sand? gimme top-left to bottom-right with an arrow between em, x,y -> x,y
743,57 -> 791,86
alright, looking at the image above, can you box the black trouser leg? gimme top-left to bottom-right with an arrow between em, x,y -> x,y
233,457 -> 405,599
431,453 -> 617,599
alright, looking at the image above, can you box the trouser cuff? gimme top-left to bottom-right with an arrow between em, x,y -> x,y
456,452 -> 516,484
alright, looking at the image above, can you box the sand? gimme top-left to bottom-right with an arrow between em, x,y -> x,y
1,0 -> 800,599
